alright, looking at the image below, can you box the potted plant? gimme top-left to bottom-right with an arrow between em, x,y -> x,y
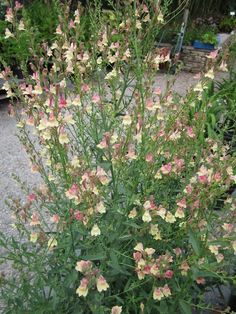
193,30 -> 218,50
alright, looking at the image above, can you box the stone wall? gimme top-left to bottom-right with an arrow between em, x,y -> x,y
180,46 -> 213,73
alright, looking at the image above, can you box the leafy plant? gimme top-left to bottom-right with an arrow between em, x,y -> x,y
23,0 -> 60,44
0,1 -> 235,314
201,31 -> 218,45
184,25 -> 218,46
205,74 -> 236,152
219,17 -> 236,33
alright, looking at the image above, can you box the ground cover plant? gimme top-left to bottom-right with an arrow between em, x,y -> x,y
0,1 -> 236,313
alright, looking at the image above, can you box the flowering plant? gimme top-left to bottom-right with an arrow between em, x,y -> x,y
0,1 -> 235,313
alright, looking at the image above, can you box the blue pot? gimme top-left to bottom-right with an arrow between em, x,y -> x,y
193,40 -> 215,50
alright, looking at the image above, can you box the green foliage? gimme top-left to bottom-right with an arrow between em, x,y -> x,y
219,17 -> 236,33
184,25 -> 218,45
24,0 -> 60,43
205,74 -> 236,153
201,31 -> 218,45
0,21 -> 32,67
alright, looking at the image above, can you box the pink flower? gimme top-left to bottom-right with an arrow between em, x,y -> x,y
145,153 -> 154,163
146,99 -> 154,110
126,145 -> 137,160
27,193 -> 37,203
96,275 -> 109,292
176,198 -> 186,208
76,277 -> 89,297
5,8 -> 13,23
75,260 -> 92,273
97,138 -> 108,149
196,277 -> 206,285
133,251 -> 142,262
160,163 -> 172,175
186,127 -> 195,138
184,184 -> 192,194
154,86 -> 162,95
15,1 -> 23,10
51,215 -> 60,223
96,167 -> 110,185
198,175 -> 208,184
92,94 -> 101,104
74,210 -> 84,221
69,19 -> 75,29
59,96 -> 67,108
82,84 -> 90,92
56,25 -> 62,35
207,50 -> 218,59
193,72 -> 201,79
30,212 -> 40,226
65,184 -> 80,202
164,270 -> 173,279
173,247 -> 182,256
174,158 -> 184,170
214,172 -> 221,182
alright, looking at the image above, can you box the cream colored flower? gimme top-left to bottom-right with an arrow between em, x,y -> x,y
128,208 -> 137,219
96,275 -> 109,292
165,212 -> 176,223
5,28 -> 14,39
59,131 -> 70,144
134,243 -> 143,252
30,233 -> 38,243
142,211 -> 152,222
91,224 -> 101,236
96,201 -> 106,214
111,306 -> 122,314
76,278 -> 89,297
122,114 -> 132,126
47,238 -> 58,250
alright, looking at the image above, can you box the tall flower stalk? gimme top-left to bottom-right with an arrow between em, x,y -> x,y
0,1 -> 235,313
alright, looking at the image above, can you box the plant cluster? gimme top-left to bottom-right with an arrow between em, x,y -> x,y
0,0 -> 60,68
0,1 -> 235,314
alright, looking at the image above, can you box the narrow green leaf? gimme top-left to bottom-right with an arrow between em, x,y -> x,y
179,300 -> 192,314
81,252 -> 106,261
188,229 -> 201,256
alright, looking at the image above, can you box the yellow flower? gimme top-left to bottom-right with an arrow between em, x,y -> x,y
5,28 -> 14,39
175,208 -> 185,218
30,233 -> 38,243
47,238 -> 57,250
122,114 -> 132,126
76,278 -> 89,297
205,68 -> 214,80
153,287 -> 164,301
96,201 -> 106,214
232,241 -> 236,254
128,208 -> 137,219
71,156 -> 80,168
209,245 -> 220,255
59,131 -> 70,145
134,243 -> 143,252
142,211 -> 152,222
91,224 -> 101,237
18,20 -> 25,31
97,275 -> 109,292
165,212 -> 176,223
145,248 -> 155,256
